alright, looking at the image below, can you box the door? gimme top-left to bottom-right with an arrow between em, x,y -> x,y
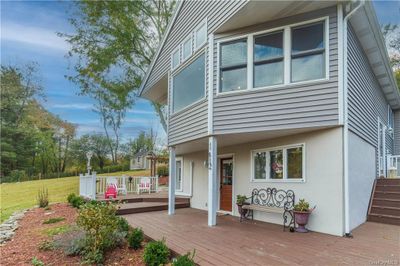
220,158 -> 233,212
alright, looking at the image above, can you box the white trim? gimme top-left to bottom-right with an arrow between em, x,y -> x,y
168,146 -> 176,215
194,18 -> 208,51
387,105 -> 394,139
208,34 -> 214,135
181,35 -> 193,62
337,4 -> 344,125
171,46 -> 180,71
217,153 -> 235,215
208,136 -> 218,226
175,156 -> 183,192
250,143 -> 306,183
216,16 -> 330,94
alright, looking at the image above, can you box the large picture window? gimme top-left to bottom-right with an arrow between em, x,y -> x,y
254,31 -> 284,87
172,54 -> 205,113
291,22 -> 325,82
220,39 -> 247,92
252,144 -> 304,181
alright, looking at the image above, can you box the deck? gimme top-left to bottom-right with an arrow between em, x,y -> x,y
124,208 -> 400,265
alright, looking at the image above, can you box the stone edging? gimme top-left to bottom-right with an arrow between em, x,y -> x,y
0,210 -> 27,245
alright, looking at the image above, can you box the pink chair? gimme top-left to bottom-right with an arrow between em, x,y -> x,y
105,184 -> 117,199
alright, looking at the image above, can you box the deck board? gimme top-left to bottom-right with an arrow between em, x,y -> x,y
124,208 -> 400,265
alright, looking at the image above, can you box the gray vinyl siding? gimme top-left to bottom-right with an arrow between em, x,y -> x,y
212,7 -> 339,134
395,110 -> 400,154
347,24 -> 393,155
163,1 -> 247,145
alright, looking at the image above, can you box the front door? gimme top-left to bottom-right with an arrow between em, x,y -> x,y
220,158 -> 233,212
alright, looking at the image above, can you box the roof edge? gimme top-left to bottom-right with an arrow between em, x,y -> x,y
138,1 -> 184,97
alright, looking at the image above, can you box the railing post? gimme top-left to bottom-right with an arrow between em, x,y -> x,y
91,172 -> 97,199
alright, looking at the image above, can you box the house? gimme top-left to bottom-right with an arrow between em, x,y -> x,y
139,0 -> 400,236
129,150 -> 150,170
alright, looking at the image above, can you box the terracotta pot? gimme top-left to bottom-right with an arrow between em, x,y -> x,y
294,211 -> 311,233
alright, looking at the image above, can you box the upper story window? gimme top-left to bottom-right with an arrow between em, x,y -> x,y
182,37 -> 192,61
254,31 -> 284,88
172,48 -> 180,70
291,22 -> 325,82
218,18 -> 328,93
195,22 -> 207,50
220,39 -> 247,92
172,53 -> 205,113
252,144 -> 304,182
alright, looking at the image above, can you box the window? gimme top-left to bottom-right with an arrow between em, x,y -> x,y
172,53 -> 205,112
291,22 -> 325,82
182,37 -> 192,61
172,48 -> 180,69
220,39 -> 247,92
252,144 -> 304,181
254,31 -> 284,87
195,22 -> 207,49
176,159 -> 182,191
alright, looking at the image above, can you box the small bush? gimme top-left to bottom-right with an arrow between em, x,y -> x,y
157,165 -> 169,176
37,187 -> 49,208
43,217 -> 65,224
67,193 -> 76,204
38,240 -> 55,251
31,257 -> 45,266
128,228 -> 144,250
173,251 -> 196,266
143,239 -> 170,266
71,196 -> 85,208
117,216 -> 130,233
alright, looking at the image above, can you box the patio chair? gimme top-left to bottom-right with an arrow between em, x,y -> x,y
137,177 -> 151,194
106,176 -> 127,195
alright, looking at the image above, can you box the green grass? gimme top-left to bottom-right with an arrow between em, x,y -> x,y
44,225 -> 72,236
0,170 -> 150,222
43,217 -> 66,224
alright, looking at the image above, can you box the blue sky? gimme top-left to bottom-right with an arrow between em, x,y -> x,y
1,1 -> 399,142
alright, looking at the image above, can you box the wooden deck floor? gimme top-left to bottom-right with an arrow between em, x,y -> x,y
124,208 -> 400,266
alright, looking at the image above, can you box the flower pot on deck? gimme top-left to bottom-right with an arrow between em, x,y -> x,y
294,211 -> 311,233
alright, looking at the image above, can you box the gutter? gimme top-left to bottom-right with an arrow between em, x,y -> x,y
341,0 -> 365,237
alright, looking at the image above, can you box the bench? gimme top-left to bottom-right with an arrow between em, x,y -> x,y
240,188 -> 295,231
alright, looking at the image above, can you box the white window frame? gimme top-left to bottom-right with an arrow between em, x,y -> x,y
170,50 -> 207,115
181,35 -> 193,62
216,16 -> 329,95
387,105 -> 394,138
171,47 -> 180,70
194,19 -> 207,50
175,157 -> 183,192
250,143 -> 306,183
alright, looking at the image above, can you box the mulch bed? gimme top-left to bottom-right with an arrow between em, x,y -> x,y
0,203 -> 145,266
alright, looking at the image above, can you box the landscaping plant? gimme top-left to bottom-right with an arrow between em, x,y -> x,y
31,257 -> 45,266
38,240 -> 55,251
117,216 -> 130,233
43,217 -> 65,224
294,199 -> 310,212
173,250 -> 196,266
66,193 -> 85,208
128,228 -> 144,250
37,187 -> 49,208
236,195 -> 247,205
143,239 -> 170,266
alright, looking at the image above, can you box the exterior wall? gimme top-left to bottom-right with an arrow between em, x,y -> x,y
179,127 -> 344,236
347,25 -> 394,155
212,7 -> 339,135
395,110 -> 400,155
348,131 -> 376,231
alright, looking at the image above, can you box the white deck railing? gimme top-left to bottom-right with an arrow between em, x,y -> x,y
79,172 -> 97,200
387,155 -> 400,178
96,176 -> 158,195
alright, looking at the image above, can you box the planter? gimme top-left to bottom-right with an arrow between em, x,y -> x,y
294,211 -> 311,233
237,203 -> 249,221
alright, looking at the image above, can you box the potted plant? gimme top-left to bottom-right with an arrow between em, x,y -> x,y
293,199 -> 315,233
236,195 -> 249,218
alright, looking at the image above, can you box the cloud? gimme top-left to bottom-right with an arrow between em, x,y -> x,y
127,109 -> 155,115
51,103 -> 93,110
2,22 -> 70,51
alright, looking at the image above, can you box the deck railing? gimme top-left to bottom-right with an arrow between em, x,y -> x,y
96,176 -> 158,195
387,155 -> 400,178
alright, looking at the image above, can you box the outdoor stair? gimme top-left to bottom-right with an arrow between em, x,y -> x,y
116,197 -> 190,215
368,178 -> 400,226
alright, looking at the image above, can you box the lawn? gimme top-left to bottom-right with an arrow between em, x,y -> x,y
0,170 -> 150,222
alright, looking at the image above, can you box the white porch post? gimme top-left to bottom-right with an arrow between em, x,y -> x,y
168,146 -> 176,215
208,136 -> 218,226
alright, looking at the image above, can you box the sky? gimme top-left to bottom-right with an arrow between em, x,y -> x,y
1,0 -> 399,143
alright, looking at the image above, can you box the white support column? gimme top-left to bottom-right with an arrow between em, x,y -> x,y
168,146 -> 176,215
208,136 -> 218,226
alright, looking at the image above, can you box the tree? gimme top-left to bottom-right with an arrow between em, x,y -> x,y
382,23 -> 400,89
61,0 -> 176,133
128,129 -> 157,156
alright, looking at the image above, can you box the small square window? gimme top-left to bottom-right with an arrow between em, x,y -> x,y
172,49 -> 180,69
182,37 -> 192,61
195,23 -> 206,49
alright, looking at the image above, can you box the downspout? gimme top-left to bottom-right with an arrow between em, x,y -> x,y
341,0 -> 365,237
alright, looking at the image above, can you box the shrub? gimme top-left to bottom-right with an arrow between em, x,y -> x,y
117,216 -> 130,233
44,225 -> 71,236
37,187 -> 49,208
69,195 -> 85,208
67,193 -> 76,204
38,240 -> 55,251
43,217 -> 65,224
9,170 -> 27,182
76,202 -> 120,264
294,199 -> 310,212
157,165 -> 169,176
173,250 -> 196,266
128,228 -> 144,250
31,257 -> 45,266
143,239 -> 170,266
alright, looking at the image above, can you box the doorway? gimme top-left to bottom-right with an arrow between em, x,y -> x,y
219,158 -> 233,212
